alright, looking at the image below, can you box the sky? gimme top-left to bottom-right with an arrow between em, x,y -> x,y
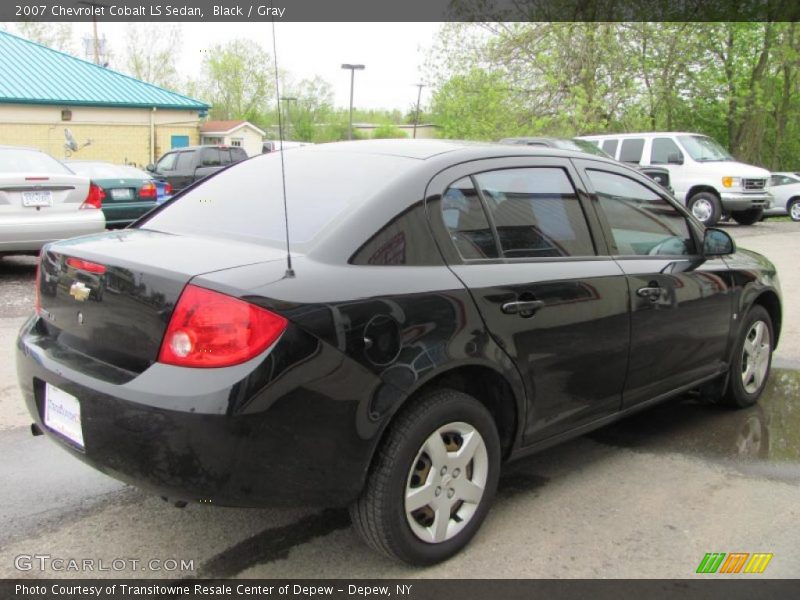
74,21 -> 443,111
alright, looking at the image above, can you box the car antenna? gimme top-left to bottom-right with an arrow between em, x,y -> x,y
271,15 -> 295,278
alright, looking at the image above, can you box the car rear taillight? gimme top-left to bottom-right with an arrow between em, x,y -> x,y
66,257 -> 106,274
164,182 -> 173,195
158,285 -> 288,368
80,183 -> 105,209
34,255 -> 42,316
139,182 -> 157,199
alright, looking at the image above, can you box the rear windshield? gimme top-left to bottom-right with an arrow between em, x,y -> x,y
140,150 -> 412,247
0,148 -> 71,174
68,162 -> 138,179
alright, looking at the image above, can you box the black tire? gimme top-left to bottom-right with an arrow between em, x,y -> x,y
350,388 -> 501,565
788,197 -> 800,222
721,305 -> 774,409
687,192 -> 722,226
731,208 -> 764,226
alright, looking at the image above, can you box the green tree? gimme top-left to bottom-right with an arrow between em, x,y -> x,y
191,40 -> 276,126
123,24 -> 182,90
282,76 -> 335,142
13,22 -> 74,54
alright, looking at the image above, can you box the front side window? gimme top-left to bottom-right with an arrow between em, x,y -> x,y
586,169 -> 696,256
677,135 -> 732,162
156,153 -> 178,172
619,138 -> 645,164
651,138 -> 683,164
174,152 -> 193,171
473,168 -> 595,258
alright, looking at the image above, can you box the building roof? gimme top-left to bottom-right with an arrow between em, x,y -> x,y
200,120 -> 266,136
0,30 -> 209,110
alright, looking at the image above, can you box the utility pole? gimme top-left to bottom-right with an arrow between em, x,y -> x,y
78,1 -> 109,65
341,64 -> 365,140
413,83 -> 426,139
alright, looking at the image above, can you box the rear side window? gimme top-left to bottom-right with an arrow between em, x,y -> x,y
174,152 -> 193,171
201,148 -> 221,166
601,139 -> 619,156
586,169 -> 696,256
473,168 -> 595,258
619,138 -> 645,163
232,148 -> 248,162
441,177 -> 498,259
651,138 -> 683,164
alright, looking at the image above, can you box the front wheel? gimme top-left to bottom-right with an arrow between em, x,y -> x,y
788,197 -> 800,222
350,389 -> 501,565
731,208 -> 764,226
722,305 -> 774,408
688,192 -> 722,226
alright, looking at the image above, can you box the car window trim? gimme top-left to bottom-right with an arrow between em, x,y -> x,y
571,159 -> 704,259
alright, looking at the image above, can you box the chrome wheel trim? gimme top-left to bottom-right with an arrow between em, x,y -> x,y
691,197 -> 714,222
741,320 -> 771,394
789,201 -> 800,221
404,421 -> 488,544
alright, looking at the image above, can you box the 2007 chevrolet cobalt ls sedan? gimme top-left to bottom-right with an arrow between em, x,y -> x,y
17,140 -> 781,564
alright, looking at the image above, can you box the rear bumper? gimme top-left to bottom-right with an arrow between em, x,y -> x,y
0,211 -> 105,252
15,316 -> 383,507
720,192 -> 772,211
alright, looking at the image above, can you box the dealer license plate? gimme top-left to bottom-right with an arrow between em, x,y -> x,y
44,383 -> 84,448
22,191 -> 53,207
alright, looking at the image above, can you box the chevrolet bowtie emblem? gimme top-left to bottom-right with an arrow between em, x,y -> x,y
69,281 -> 91,302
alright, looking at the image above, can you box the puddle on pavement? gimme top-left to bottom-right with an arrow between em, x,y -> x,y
590,368 -> 800,476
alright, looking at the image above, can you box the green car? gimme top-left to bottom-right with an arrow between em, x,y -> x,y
66,161 -> 159,228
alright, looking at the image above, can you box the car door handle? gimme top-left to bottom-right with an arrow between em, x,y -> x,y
636,286 -> 662,302
501,300 -> 545,315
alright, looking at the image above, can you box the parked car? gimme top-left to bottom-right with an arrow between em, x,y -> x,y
500,136 -> 674,193
66,161 -> 160,228
578,132 -> 772,226
117,166 -> 173,205
0,146 -> 105,256
146,145 -> 248,193
764,172 -> 800,221
18,140 -> 781,565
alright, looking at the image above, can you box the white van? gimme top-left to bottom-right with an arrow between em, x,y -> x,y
577,132 -> 772,225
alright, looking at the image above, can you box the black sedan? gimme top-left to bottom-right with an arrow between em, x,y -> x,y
17,140 -> 781,565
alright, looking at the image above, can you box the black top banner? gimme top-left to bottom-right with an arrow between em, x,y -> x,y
4,0 -> 800,22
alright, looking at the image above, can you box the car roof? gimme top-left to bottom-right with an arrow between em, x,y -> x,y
578,132 -> 708,139
164,145 -> 247,152
0,144 -> 47,152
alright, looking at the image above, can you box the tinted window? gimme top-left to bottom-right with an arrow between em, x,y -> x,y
441,177 -> 498,259
232,148 -> 248,162
0,148 -> 71,174
619,138 -> 645,163
474,168 -> 595,258
587,169 -> 696,256
201,148 -> 221,166
601,139 -> 619,156
156,153 -> 178,171
351,201 -> 442,266
174,152 -> 193,171
651,138 -> 683,164
142,151 -> 414,247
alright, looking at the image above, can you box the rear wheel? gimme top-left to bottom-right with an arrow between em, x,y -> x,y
721,305 -> 773,408
731,208 -> 764,226
688,192 -> 721,226
350,389 -> 501,565
788,198 -> 800,222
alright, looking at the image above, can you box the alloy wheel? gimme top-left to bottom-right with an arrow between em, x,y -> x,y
741,320 -> 771,394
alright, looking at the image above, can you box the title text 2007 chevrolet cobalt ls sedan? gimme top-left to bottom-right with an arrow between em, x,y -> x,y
17,140 -> 781,564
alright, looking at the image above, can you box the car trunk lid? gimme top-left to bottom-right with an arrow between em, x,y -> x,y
37,228 -> 289,374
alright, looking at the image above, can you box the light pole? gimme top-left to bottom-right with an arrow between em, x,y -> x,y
413,83 -> 426,139
341,64 -> 365,140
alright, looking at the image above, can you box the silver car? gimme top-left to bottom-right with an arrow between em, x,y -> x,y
764,172 -> 800,221
0,146 -> 106,255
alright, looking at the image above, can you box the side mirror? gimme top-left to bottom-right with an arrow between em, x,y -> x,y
667,153 -> 684,165
145,163 -> 155,172
703,228 -> 735,257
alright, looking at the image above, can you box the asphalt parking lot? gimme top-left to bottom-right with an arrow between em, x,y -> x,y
0,220 -> 798,579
